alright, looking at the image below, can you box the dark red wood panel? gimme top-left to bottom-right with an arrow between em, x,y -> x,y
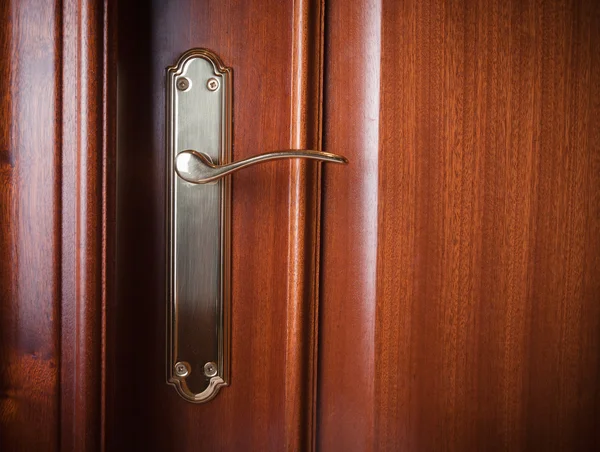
319,0 -> 600,450
60,0 -> 115,450
318,0 -> 382,450
0,1 -> 113,450
0,1 -> 62,449
109,1 -> 323,450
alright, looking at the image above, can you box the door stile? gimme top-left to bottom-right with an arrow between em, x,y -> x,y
60,0 -> 116,451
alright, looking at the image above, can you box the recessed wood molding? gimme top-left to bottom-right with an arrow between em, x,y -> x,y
0,0 -> 115,451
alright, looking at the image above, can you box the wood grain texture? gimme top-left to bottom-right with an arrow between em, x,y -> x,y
60,0 -> 115,450
0,0 -> 112,450
0,1 -> 62,449
109,0 -> 323,450
286,0 -> 324,450
319,0 -> 600,451
318,1 -> 382,450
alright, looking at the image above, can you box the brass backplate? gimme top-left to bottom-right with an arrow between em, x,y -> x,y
166,49 -> 231,403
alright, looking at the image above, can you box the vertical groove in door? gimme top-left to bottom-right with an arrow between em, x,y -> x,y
61,0 -> 115,450
286,0 -> 325,450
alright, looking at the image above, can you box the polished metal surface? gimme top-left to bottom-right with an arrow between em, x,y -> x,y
175,149 -> 348,184
174,362 -> 191,378
203,362 -> 218,377
206,78 -> 220,91
176,77 -> 190,91
166,49 -> 231,403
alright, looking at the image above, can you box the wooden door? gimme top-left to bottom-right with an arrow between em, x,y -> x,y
319,0 -> 600,451
1,0 -> 599,451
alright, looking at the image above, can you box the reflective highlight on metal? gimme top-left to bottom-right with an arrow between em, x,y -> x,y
203,362 -> 218,377
166,49 -> 231,403
174,362 -> 191,378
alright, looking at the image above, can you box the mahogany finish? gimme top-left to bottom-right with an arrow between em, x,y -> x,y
3,0 -> 599,451
0,0 -> 113,451
319,0 -> 600,451
0,1 -> 62,448
110,1 -> 323,450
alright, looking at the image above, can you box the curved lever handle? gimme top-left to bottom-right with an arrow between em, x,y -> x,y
175,149 -> 348,184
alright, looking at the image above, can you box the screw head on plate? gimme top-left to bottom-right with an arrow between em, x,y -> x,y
174,361 -> 190,377
176,77 -> 190,91
203,361 -> 218,377
206,78 -> 220,91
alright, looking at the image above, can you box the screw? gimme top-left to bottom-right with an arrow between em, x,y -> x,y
176,77 -> 190,91
206,78 -> 220,91
174,361 -> 190,377
203,361 -> 218,377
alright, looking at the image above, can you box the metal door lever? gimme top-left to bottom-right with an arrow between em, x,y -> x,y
175,149 -> 348,184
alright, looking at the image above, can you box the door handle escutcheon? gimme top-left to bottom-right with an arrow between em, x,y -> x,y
166,48 -> 347,403
175,149 -> 348,184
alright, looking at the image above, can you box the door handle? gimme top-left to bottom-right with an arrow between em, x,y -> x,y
175,149 -> 348,184
166,48 -> 347,403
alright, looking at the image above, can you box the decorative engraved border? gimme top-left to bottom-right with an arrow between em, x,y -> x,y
165,49 -> 232,403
